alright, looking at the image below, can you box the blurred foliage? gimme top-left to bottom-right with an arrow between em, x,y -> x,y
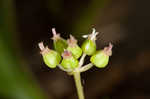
72,0 -> 111,38
0,0 -> 48,99
46,0 -> 111,39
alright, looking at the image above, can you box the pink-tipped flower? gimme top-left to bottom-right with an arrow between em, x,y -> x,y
90,43 -> 113,68
67,35 -> 82,59
51,28 -> 68,54
38,42 -> 61,68
61,50 -> 79,70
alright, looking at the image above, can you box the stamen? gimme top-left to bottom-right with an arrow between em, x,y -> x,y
52,28 -> 57,36
38,42 -> 45,51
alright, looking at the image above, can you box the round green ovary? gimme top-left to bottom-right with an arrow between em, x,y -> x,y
54,39 -> 68,54
61,57 -> 78,69
90,51 -> 109,68
43,51 -> 61,68
81,40 -> 96,55
67,45 -> 82,59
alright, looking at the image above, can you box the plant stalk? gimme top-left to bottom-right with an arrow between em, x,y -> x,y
79,53 -> 86,67
79,63 -> 93,72
73,71 -> 85,99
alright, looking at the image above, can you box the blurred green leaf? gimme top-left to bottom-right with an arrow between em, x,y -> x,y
0,0 -> 48,99
72,0 -> 111,38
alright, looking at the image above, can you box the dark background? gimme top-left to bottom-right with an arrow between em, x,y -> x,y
0,0 -> 150,99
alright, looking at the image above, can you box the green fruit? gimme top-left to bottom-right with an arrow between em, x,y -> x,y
81,39 -> 96,55
90,43 -> 113,68
61,57 -> 79,69
38,42 -> 61,68
61,51 -> 79,70
54,39 -> 68,54
67,35 -> 82,59
43,50 -> 61,68
90,50 -> 109,68
67,45 -> 82,59
51,28 -> 68,54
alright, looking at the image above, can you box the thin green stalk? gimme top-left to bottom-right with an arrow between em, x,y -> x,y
79,53 -> 86,67
73,71 -> 85,99
79,63 -> 93,72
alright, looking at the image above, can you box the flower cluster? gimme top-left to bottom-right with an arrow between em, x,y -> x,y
38,28 -> 113,73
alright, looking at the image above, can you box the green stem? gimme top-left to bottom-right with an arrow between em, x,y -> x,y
79,63 -> 93,72
79,53 -> 86,68
73,71 -> 85,99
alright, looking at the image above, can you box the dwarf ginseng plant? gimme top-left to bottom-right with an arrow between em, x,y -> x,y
38,28 -> 113,99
